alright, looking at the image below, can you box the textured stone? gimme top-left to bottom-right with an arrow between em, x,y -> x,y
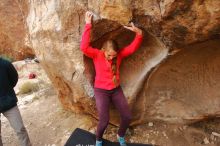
142,39 -> 220,124
132,0 -> 220,48
0,0 -> 34,60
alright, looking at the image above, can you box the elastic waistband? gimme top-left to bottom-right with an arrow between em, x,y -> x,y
94,85 -> 121,93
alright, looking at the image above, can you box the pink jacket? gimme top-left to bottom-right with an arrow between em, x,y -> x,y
80,23 -> 143,90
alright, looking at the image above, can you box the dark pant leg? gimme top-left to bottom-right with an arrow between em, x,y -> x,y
111,86 -> 132,137
94,88 -> 111,140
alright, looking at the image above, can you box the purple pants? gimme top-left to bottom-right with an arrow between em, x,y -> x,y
94,86 -> 132,140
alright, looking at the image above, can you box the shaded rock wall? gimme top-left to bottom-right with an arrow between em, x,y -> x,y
0,0 -> 34,60
141,39 -> 220,124
1,0 -> 219,125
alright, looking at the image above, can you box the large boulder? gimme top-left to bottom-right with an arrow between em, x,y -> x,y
4,0 -> 219,125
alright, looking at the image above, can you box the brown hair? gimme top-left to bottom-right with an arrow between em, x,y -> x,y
102,39 -> 119,86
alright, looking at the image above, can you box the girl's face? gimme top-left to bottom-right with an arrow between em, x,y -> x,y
104,48 -> 117,60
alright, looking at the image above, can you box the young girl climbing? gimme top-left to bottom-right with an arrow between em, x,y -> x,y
80,11 -> 143,146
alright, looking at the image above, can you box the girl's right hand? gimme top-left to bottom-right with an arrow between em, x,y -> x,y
85,11 -> 93,24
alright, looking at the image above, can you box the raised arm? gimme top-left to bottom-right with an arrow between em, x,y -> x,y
118,22 -> 143,58
80,11 -> 99,59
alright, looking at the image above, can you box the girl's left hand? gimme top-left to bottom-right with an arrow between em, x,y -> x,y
124,22 -> 143,35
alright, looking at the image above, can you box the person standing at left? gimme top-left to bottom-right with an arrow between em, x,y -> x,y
0,57 -> 31,146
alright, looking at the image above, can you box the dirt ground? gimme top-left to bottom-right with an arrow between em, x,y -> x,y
1,88 -> 95,146
1,60 -> 220,146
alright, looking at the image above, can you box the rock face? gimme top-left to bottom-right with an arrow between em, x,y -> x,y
142,39 -> 220,124
133,0 -> 220,48
1,0 -> 219,125
0,0 -> 34,60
